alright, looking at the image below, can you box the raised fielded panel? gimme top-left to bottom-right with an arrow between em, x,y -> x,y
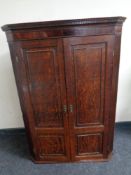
23,44 -> 63,127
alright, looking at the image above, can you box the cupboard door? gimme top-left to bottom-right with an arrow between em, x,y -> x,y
15,39 -> 70,162
63,35 -> 114,161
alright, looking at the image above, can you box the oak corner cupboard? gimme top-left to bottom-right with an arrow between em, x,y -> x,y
2,16 -> 126,163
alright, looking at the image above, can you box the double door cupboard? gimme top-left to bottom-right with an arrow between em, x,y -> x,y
2,17 -> 126,163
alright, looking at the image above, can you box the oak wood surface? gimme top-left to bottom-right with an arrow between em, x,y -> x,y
1,17 -> 126,163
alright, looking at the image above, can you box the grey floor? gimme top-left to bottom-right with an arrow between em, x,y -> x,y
0,124 -> 131,175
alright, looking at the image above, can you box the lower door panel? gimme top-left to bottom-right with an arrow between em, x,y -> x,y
36,132 -> 69,162
71,131 -> 104,161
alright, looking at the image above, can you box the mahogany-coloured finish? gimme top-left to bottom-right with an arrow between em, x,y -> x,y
1,17 -> 126,163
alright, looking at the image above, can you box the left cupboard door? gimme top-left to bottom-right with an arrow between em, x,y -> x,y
13,39 -> 70,163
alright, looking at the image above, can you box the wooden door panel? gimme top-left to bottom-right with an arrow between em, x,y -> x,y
16,39 -> 70,162
64,35 -> 114,160
37,134 -> 68,162
23,46 -> 63,127
73,43 -> 105,126
76,133 -> 103,156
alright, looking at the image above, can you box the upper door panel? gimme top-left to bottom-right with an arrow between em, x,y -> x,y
71,42 -> 106,126
18,39 -> 67,128
64,35 -> 114,127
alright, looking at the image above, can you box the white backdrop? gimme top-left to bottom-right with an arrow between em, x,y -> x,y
0,0 -> 131,129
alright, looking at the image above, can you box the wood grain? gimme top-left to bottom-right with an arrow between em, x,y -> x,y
1,17 -> 126,163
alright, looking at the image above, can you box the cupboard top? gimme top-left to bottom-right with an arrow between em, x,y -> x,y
2,16 -> 126,31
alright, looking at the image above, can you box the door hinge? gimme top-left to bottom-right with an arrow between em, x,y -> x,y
16,56 -> 19,63
33,147 -> 36,154
113,50 -> 115,57
20,49 -> 24,58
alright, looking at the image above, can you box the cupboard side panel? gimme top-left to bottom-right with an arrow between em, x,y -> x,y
8,43 -> 37,159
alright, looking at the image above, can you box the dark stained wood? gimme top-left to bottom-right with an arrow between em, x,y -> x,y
63,35 -> 115,161
2,16 -> 126,31
14,39 -> 70,162
4,26 -> 118,42
1,17 -> 126,163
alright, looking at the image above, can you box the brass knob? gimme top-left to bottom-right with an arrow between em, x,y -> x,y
63,105 -> 67,113
70,105 -> 73,112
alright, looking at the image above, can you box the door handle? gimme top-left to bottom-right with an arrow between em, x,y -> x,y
70,104 -> 73,113
63,105 -> 67,113
63,105 -> 73,113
